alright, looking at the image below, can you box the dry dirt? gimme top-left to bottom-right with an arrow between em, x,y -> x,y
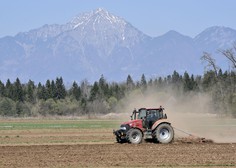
0,143 -> 235,168
0,119 -> 236,168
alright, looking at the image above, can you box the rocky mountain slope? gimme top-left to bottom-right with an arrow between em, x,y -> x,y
0,8 -> 235,83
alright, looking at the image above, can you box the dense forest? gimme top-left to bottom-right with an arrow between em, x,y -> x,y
0,46 -> 236,117
0,70 -> 235,117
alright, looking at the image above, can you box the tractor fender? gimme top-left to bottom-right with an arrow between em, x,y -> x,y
151,119 -> 171,131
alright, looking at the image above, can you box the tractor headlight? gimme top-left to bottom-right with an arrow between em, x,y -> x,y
120,126 -> 126,130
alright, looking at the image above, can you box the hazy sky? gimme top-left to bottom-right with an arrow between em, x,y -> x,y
1,0 -> 235,38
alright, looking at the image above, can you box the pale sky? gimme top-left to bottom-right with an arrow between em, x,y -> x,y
0,0 -> 235,38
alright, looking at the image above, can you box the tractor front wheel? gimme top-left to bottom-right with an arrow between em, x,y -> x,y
155,123 -> 174,143
127,129 -> 143,144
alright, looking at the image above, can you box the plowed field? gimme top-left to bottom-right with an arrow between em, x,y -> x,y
0,143 -> 236,168
0,119 -> 235,168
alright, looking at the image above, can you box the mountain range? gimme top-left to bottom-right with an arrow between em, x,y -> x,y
0,8 -> 236,83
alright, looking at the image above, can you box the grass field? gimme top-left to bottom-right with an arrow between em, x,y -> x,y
0,119 -> 120,130
0,118 -> 121,145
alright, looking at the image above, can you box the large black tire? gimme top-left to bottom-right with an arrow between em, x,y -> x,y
127,129 -> 143,144
155,123 -> 174,143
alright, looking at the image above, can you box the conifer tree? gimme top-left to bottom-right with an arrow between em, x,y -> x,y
37,82 -> 47,100
172,71 -> 180,84
126,75 -> 134,91
183,72 -> 191,91
51,80 -> 56,99
140,74 -> 147,89
45,79 -> 52,99
41,85 -> 47,100
14,78 -> 24,102
55,77 -> 66,99
71,81 -> 81,101
27,80 -> 35,103
0,80 -> 5,96
5,79 -> 13,99
90,82 -> 99,101
98,75 -> 109,98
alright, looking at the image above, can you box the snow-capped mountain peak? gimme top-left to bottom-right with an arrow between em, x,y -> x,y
69,8 -> 126,30
92,8 -> 124,24
0,9 -> 236,83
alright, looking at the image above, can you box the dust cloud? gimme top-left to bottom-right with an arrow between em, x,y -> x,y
115,88 -> 236,143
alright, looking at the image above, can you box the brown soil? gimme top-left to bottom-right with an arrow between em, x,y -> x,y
0,118 -> 235,167
0,128 -> 114,145
0,143 -> 235,168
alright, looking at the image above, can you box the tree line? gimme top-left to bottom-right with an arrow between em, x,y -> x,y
0,70 -> 235,117
0,44 -> 236,117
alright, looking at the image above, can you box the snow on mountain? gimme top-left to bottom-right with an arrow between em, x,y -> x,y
15,24 -> 68,43
45,8 -> 151,81
0,9 -> 236,83
70,8 -> 126,30
64,8 -> 149,53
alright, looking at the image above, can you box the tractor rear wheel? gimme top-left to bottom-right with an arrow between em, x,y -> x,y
155,123 -> 174,143
127,129 -> 143,144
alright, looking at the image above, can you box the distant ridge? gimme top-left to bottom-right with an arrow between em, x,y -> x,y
0,8 -> 236,83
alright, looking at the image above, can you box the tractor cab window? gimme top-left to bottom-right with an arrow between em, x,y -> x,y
138,109 -> 146,119
147,109 -> 165,120
147,110 -> 158,119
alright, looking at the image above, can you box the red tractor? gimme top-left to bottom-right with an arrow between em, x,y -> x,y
113,106 -> 174,144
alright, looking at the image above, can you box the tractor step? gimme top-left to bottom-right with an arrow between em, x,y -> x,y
144,129 -> 153,139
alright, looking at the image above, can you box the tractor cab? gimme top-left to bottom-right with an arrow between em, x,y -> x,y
130,107 -> 167,129
130,108 -> 146,120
